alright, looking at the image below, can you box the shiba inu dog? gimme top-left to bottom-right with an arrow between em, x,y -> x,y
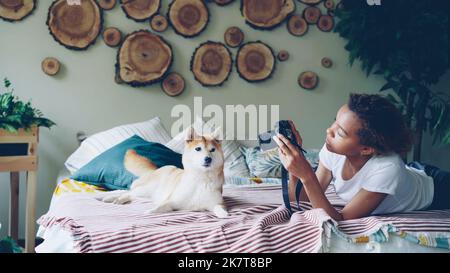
97,126 -> 228,218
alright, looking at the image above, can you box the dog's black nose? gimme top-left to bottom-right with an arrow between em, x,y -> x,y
204,156 -> 212,164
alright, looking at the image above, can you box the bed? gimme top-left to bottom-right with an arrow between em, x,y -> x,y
36,175 -> 450,253
36,118 -> 450,253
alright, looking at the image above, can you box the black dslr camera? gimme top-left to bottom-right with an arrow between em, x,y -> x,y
258,120 -> 306,214
258,120 -> 305,153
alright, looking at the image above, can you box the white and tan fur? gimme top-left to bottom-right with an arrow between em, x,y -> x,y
96,127 -> 228,218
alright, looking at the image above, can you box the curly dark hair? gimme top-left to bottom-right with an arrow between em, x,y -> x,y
348,93 -> 413,155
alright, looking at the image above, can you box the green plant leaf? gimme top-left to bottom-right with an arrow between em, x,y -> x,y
0,236 -> 22,253
3,78 -> 11,88
433,104 -> 447,132
380,81 -> 397,92
0,123 -> 18,133
442,129 -> 450,145
0,80 -> 55,132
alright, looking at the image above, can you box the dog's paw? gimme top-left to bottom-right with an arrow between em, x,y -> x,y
213,205 -> 229,218
94,190 -> 127,203
145,204 -> 172,214
93,192 -> 113,202
215,210 -> 229,218
113,194 -> 132,205
100,195 -> 118,203
143,209 -> 154,215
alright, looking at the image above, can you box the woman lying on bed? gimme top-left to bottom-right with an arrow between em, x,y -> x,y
273,93 -> 450,221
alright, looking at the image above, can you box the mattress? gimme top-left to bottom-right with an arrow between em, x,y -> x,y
36,176 -> 450,253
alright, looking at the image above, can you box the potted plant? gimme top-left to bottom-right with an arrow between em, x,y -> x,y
0,236 -> 22,253
0,78 -> 55,156
334,0 -> 450,161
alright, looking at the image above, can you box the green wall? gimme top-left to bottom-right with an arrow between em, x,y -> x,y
1,1 -> 449,239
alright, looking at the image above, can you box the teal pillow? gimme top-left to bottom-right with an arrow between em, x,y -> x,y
70,135 -> 183,190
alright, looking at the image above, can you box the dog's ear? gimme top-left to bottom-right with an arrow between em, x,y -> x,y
210,126 -> 222,143
185,126 -> 200,142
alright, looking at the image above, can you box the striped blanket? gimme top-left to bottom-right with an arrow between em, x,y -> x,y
37,181 -> 450,252
328,210 -> 450,249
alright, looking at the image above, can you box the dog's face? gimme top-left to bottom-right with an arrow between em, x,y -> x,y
182,127 -> 224,172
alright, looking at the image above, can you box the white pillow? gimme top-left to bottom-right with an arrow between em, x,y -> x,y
65,117 -> 171,174
165,118 -> 251,178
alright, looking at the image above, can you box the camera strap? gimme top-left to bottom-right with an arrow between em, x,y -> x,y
281,143 -> 306,215
281,167 -> 303,215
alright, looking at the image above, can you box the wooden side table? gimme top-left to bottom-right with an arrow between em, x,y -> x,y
0,126 -> 38,253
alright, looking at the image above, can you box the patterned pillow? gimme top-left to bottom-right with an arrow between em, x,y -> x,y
224,176 -> 282,186
240,147 -> 320,178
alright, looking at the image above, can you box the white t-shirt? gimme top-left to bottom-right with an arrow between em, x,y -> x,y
319,144 -> 434,215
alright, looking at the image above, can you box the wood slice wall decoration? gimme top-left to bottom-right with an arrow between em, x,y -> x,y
303,6 -> 321,24
116,30 -> 173,87
324,0 -> 334,10
47,0 -> 103,50
162,72 -> 185,97
214,0 -> 235,6
103,27 -> 122,47
98,0 -> 116,10
224,26 -> 244,48
317,14 -> 334,32
321,57 -> 332,68
298,71 -> 318,90
299,0 -> 323,5
168,0 -> 209,38
150,14 -> 168,32
287,14 -> 308,36
191,41 -> 232,87
41,57 -> 60,76
241,0 -> 295,30
236,41 -> 275,83
120,0 -> 160,22
35,0 -> 337,91
0,0 -> 36,22
277,50 -> 289,62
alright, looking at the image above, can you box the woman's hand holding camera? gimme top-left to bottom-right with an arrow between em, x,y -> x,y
273,120 -> 314,182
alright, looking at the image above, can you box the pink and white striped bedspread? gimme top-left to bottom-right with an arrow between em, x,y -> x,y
37,185 -> 450,252
37,185 -> 332,253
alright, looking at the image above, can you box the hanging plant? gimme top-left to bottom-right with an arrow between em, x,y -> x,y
334,0 -> 450,160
